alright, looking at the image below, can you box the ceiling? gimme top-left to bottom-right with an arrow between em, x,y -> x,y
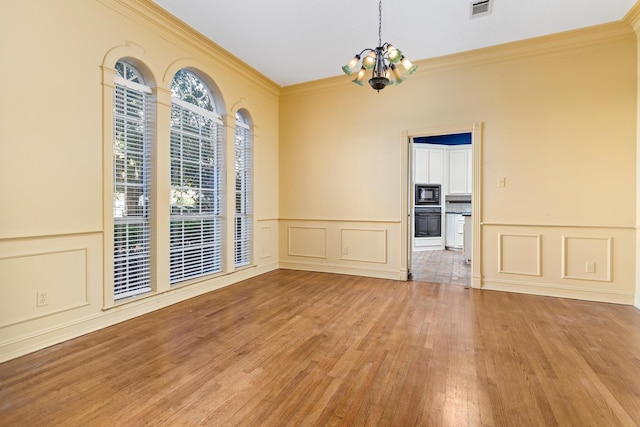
152,0 -> 636,87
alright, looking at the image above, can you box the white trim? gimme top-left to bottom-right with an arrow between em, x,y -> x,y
171,97 -> 222,124
482,278 -> 634,305
279,261 -> 401,281
114,75 -> 152,93
498,233 -> 542,276
561,236 -> 613,282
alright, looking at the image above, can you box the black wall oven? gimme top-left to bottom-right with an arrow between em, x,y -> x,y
415,207 -> 442,237
415,184 -> 441,205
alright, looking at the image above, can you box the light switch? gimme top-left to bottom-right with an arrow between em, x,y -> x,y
497,177 -> 506,187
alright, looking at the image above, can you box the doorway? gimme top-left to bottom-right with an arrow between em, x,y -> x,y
403,124 -> 482,288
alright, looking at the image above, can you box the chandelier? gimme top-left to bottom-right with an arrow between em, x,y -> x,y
341,0 -> 418,92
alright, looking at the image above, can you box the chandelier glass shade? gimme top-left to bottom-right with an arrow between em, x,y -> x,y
341,0 -> 417,92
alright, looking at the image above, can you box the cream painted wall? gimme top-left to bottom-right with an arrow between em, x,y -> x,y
0,0 -> 280,361
280,22 -> 637,302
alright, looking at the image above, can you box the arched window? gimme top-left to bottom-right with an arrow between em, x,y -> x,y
169,69 -> 224,283
234,111 -> 253,267
113,60 -> 152,300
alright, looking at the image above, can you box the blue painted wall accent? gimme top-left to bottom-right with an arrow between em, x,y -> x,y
414,132 -> 471,145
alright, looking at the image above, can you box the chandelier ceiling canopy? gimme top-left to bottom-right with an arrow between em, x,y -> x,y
341,0 -> 418,92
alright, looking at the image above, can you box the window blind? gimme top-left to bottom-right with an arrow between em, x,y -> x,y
169,102 -> 224,283
234,118 -> 252,267
113,76 -> 152,300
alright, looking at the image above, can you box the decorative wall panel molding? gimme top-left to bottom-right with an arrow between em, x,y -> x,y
0,247 -> 90,328
340,228 -> 387,264
288,226 -> 327,258
562,236 -> 612,282
260,225 -> 272,259
498,233 -> 542,276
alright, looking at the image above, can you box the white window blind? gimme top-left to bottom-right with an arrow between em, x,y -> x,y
113,63 -> 152,300
234,114 -> 253,267
169,71 -> 224,283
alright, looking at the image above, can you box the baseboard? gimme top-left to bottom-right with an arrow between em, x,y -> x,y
0,262 -> 279,363
279,261 -> 403,281
481,278 -> 635,305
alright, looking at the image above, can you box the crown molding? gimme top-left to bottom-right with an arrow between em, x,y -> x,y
421,21 -> 634,72
96,0 -> 281,97
281,21 -> 634,99
624,0 -> 640,34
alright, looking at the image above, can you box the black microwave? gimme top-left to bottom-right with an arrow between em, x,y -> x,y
415,184 -> 441,205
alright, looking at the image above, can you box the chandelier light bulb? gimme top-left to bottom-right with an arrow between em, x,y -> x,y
390,63 -> 404,84
387,45 -> 401,63
362,52 -> 377,69
384,68 -> 394,86
401,56 -> 418,75
352,67 -> 367,86
342,54 -> 361,76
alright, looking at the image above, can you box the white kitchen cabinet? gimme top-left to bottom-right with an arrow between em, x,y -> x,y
428,149 -> 444,184
455,216 -> 465,248
467,149 -> 473,194
445,213 -> 456,247
463,215 -> 472,263
414,148 -> 428,184
414,145 -> 444,184
445,213 -> 464,249
447,147 -> 472,194
414,236 -> 443,251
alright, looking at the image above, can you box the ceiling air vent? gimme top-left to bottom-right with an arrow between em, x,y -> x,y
470,0 -> 492,18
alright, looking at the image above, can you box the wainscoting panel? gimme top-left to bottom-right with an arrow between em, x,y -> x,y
481,224 -> 634,304
562,236 -> 612,282
498,233 -> 542,276
340,228 -> 387,264
260,225 -> 273,259
279,220 -> 402,280
0,249 -> 89,327
288,226 -> 328,258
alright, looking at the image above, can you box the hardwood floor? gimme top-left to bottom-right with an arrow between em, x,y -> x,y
1,270 -> 640,426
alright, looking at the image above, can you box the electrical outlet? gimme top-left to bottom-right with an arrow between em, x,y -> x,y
342,246 -> 349,255
37,290 -> 49,307
497,177 -> 506,187
585,262 -> 596,273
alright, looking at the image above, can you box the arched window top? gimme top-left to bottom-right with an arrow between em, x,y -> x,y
115,61 -> 144,84
171,69 -> 215,112
235,110 -> 252,129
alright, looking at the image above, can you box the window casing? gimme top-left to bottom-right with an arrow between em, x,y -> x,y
113,61 -> 152,300
234,112 -> 253,267
169,70 -> 224,283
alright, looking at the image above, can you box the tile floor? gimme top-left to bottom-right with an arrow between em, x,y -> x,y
412,249 -> 470,287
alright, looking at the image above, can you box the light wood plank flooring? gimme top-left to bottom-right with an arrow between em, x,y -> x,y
1,270 -> 640,426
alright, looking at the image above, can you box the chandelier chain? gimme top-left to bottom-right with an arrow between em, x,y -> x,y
378,0 -> 383,47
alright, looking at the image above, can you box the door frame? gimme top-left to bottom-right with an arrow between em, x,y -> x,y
401,123 -> 483,288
